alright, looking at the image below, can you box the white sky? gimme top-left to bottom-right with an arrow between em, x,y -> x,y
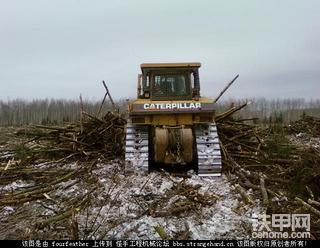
0,0 -> 319,100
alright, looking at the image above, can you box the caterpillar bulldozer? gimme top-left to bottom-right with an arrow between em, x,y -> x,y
125,63 -> 222,176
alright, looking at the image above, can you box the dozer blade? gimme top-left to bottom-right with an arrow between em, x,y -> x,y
195,122 -> 222,176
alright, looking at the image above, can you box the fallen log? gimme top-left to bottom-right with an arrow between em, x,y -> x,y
235,184 -> 253,205
308,199 -> 320,208
259,173 -> 268,206
295,197 -> 320,217
216,101 -> 251,122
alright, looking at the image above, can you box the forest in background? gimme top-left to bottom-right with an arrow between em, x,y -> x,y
0,98 -> 319,126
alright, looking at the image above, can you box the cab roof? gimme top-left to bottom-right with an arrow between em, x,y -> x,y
140,62 -> 201,70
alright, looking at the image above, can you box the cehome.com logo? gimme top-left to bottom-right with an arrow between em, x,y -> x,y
251,214 -> 310,239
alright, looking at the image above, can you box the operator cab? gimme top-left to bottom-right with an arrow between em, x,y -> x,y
137,63 -> 201,100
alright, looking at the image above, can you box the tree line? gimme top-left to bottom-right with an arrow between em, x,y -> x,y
215,98 -> 320,123
0,98 -> 319,126
0,98 -> 128,126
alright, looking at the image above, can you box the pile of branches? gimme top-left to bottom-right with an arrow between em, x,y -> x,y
0,166 -> 81,206
216,107 -> 320,238
147,178 -> 218,218
287,114 -> 320,137
217,121 -> 261,165
12,82 -> 125,163
16,111 -> 126,162
0,157 -> 99,239
212,74 -> 320,238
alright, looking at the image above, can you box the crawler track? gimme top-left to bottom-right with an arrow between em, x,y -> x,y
125,124 -> 149,171
125,122 -> 222,176
195,123 -> 222,176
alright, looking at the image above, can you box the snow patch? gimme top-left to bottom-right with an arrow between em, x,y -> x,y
1,180 -> 34,191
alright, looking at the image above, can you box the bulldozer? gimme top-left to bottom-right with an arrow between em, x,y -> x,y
125,63 -> 222,176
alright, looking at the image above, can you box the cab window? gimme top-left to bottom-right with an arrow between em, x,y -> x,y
152,74 -> 190,99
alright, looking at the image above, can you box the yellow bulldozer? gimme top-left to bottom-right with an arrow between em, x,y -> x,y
125,63 -> 222,176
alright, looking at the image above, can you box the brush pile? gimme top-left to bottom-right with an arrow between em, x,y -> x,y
14,111 -> 126,162
217,113 -> 320,239
287,114 -> 320,137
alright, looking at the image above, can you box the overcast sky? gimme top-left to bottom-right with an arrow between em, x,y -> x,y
0,0 -> 319,101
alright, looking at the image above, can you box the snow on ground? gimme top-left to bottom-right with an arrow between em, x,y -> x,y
0,159 -> 264,240
289,133 -> 320,152
32,161 -> 79,170
1,180 -> 34,191
74,162 -> 263,240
